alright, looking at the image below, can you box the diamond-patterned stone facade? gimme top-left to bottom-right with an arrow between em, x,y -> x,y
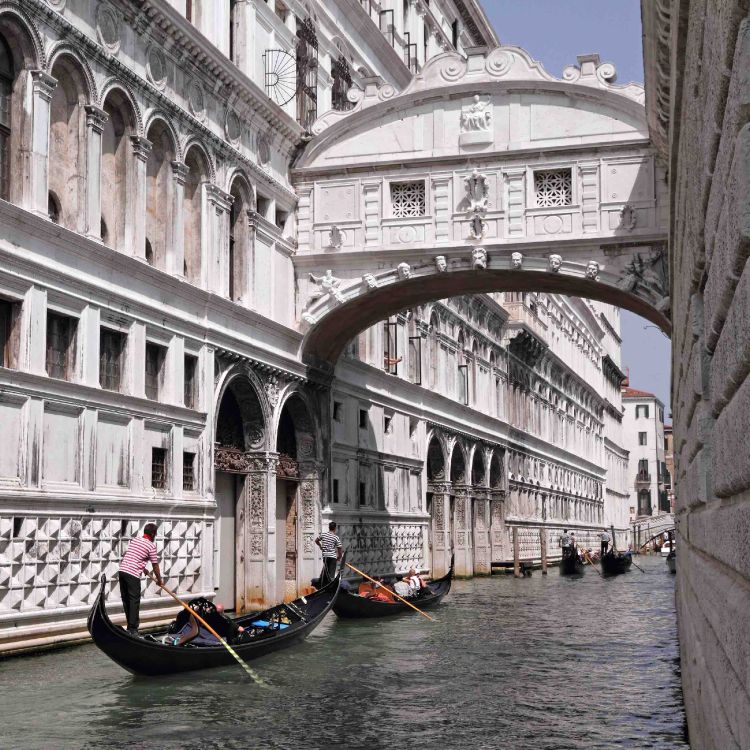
337,522 -> 425,575
0,515 -> 204,614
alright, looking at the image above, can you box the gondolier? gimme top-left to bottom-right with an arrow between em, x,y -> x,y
600,529 -> 611,557
118,523 -> 162,635
315,521 -> 342,584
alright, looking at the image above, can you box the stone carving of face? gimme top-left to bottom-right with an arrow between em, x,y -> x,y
511,252 -> 523,269
435,255 -> 447,273
363,273 -> 377,289
472,247 -> 487,270
397,262 -> 411,280
549,254 -> 562,272
586,261 -> 600,280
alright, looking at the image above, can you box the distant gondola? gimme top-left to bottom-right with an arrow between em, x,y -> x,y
600,550 -> 633,576
559,549 -> 585,576
666,550 -> 676,574
87,568 -> 342,676
332,562 -> 453,619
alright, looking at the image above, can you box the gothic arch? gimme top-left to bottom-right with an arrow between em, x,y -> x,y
449,441 -> 468,484
426,431 -> 447,482
273,385 -> 321,465
214,365 -> 270,451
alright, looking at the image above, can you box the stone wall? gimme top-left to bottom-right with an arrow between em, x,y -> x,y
650,2 -> 750,747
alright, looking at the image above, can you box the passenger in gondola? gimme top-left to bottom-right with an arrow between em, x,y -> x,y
393,575 -> 412,599
366,582 -> 392,602
118,522 -> 163,635
405,568 -> 427,596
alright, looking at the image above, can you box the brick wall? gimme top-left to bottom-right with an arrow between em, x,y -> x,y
669,3 -> 750,748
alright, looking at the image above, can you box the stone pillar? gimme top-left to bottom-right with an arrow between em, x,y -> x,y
428,482 -> 451,577
19,285 -> 47,375
490,490 -> 507,564
472,492 -> 492,575
505,168 -> 526,238
512,526 -> 520,577
128,136 -> 152,259
77,305 -> 100,387
453,485 -> 473,577
241,210 -> 257,307
169,161 -> 188,277
84,105 -> 108,241
299,462 -> 323,591
579,162 -> 600,234
540,527 -> 548,574
27,71 -> 57,216
206,184 -> 234,296
126,320 -> 146,398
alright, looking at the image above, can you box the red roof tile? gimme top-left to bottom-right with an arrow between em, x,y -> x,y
621,386 -> 656,398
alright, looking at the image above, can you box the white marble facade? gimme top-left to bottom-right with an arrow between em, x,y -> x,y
0,0 -> 636,652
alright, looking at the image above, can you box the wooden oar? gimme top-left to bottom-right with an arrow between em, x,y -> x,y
346,563 -> 436,622
629,557 -> 646,574
146,572 -> 265,685
583,551 -> 602,576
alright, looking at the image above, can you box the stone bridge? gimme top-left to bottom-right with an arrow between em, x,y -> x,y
293,46 -> 671,368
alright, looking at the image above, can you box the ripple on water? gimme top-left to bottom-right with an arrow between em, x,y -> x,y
0,556 -> 688,750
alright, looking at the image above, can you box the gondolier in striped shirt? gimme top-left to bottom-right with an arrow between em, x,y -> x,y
118,523 -> 163,635
315,521 -> 342,585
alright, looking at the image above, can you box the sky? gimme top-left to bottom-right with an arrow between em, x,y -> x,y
482,0 -> 672,413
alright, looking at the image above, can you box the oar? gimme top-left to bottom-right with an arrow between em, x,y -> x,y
346,563 -> 436,622
629,557 -> 646,574
146,572 -> 265,685
583,551 -> 602,576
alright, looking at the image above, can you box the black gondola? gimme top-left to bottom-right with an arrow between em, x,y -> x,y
332,563 -> 453,619
559,549 -> 585,576
600,550 -> 633,576
87,568 -> 342,676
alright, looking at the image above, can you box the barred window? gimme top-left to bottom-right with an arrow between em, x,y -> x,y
534,169 -> 572,207
46,312 -> 77,380
391,181 -> 426,218
151,447 -> 167,490
145,342 -> 166,401
331,55 -> 353,112
183,451 -> 196,491
99,328 -> 125,392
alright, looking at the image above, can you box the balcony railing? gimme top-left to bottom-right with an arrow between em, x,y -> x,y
636,471 -> 651,483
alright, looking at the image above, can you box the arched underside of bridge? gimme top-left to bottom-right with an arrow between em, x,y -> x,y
300,268 -> 671,369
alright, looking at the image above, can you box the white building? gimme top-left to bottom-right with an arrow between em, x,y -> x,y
621,385 -> 668,520
0,0 -> 647,653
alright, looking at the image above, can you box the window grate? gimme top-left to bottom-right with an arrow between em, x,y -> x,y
534,169 -> 572,207
184,354 -> 197,409
46,312 -> 76,380
99,328 -> 125,392
331,55 -> 354,112
183,451 -> 195,491
151,447 -> 167,490
145,342 -> 166,401
391,181 -> 426,218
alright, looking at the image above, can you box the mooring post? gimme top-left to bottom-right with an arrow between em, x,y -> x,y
540,527 -> 547,574
513,527 -> 520,578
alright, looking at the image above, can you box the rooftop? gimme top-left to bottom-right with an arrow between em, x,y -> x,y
621,386 -> 656,399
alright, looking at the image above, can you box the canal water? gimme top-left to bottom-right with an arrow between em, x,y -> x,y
1,555 -> 688,750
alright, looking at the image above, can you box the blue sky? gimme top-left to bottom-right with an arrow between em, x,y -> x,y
482,1 -> 672,413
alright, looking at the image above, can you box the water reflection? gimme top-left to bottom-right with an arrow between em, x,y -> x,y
2,556 -> 688,750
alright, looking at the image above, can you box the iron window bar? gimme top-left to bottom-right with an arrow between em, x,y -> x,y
379,9 -> 395,47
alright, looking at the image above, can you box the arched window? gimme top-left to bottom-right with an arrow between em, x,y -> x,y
49,56 -> 88,232
331,55 -> 353,112
428,311 -> 439,390
183,145 -> 209,285
101,89 -> 136,253
0,34 -> 12,200
145,120 -> 175,270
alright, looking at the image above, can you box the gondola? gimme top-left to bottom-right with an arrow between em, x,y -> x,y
87,567 -> 342,676
666,550 -> 676,574
600,550 -> 633,576
332,562 -> 453,619
559,549 -> 585,576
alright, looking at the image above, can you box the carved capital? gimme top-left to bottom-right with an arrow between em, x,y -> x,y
85,104 -> 108,134
30,70 -> 57,101
171,160 -> 189,185
130,135 -> 152,162
206,183 -> 234,212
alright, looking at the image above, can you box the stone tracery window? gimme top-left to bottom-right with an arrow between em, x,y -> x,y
391,180 -> 426,218
534,168 -> 572,207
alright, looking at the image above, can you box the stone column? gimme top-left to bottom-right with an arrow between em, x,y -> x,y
490,490 -> 507,564
206,184 -> 234,296
428,482 -> 451,577
19,285 -> 47,375
241,210 -> 257,307
27,71 -> 57,216
128,136 -> 152,259
169,161 -> 189,277
84,105 -> 108,241
299,462 -> 323,591
77,305 -> 100,387
126,320 -> 146,398
579,162 -> 600,234
453,485 -> 473,577
472,491 -> 492,575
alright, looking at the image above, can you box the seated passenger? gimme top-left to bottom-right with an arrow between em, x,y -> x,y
405,568 -> 427,595
366,583 -> 392,602
393,575 -> 412,599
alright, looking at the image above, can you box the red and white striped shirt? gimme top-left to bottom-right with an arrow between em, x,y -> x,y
119,536 -> 158,578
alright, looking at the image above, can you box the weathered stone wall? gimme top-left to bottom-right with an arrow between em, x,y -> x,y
668,3 -> 750,748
